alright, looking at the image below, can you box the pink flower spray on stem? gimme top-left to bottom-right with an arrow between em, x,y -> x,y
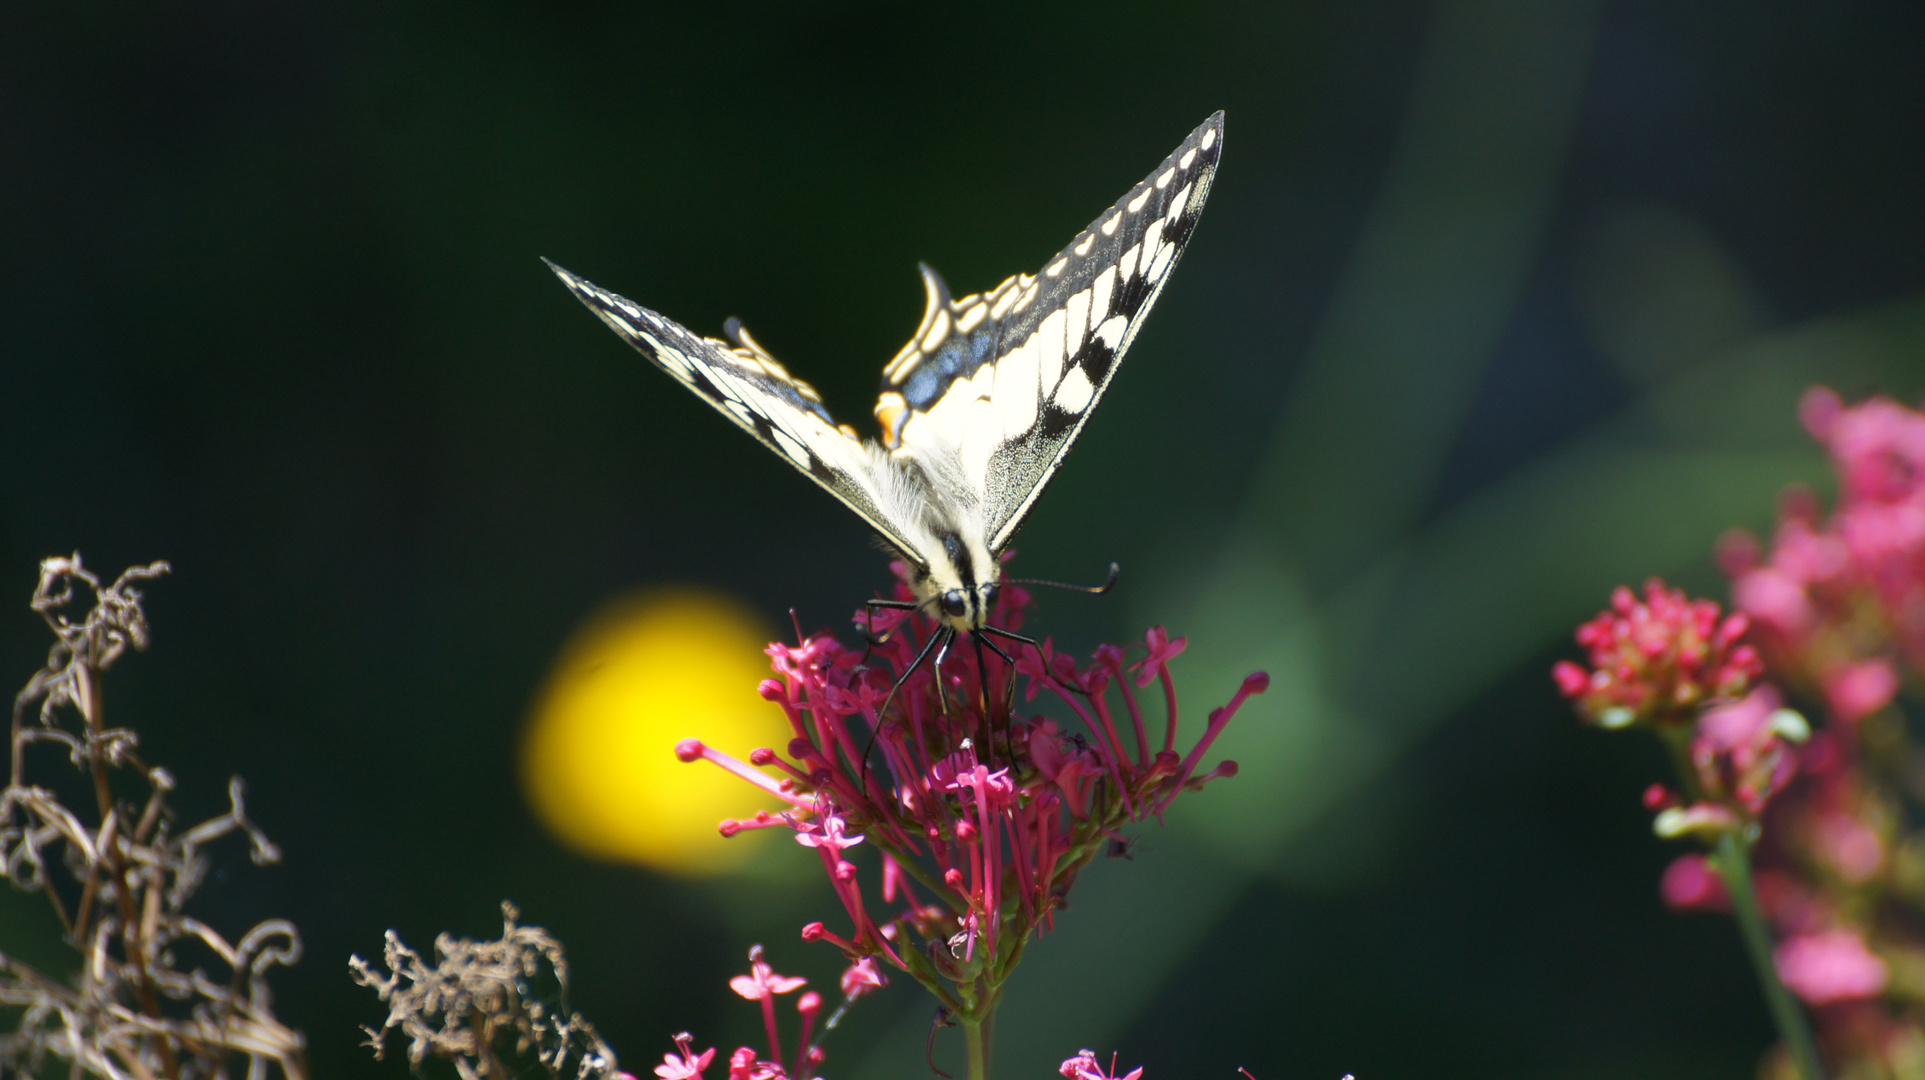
677,562 -> 1265,1078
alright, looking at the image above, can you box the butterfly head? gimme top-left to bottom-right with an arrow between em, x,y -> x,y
918,530 -> 1001,632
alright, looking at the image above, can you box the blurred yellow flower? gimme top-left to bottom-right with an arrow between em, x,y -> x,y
522,588 -> 791,877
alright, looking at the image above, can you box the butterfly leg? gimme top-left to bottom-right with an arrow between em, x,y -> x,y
971,632 -> 1002,767
860,597 -> 921,648
980,624 -> 1041,705
860,622 -> 950,789
931,629 -> 956,727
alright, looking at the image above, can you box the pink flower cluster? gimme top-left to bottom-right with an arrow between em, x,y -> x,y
1720,387 -> 1925,725
1568,390 -> 1925,1079
653,947 -> 887,1080
1559,583 -> 1802,843
1552,579 -> 1762,728
679,563 -> 1264,1024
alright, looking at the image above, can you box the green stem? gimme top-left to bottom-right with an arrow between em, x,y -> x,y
1713,831 -> 1825,1080
963,1009 -> 993,1080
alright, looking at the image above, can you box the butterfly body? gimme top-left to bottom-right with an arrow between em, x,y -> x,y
546,113 -> 1223,634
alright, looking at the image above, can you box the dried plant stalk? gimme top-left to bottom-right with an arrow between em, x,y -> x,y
351,902 -> 621,1080
1,554 -> 307,1080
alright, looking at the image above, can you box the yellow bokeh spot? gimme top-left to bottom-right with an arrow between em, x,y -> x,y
522,588 -> 791,877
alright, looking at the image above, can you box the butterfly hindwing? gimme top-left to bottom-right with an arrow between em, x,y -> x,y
543,258 -> 923,560
878,113 -> 1224,551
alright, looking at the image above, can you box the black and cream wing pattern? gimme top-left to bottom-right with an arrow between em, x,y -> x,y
545,112 -> 1222,574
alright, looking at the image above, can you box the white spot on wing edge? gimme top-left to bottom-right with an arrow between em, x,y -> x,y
1053,365 -> 1094,413
956,302 -> 988,333
1201,127 -> 1217,150
1127,188 -> 1152,214
1101,212 -> 1121,236
1045,257 -> 1068,278
1179,148 -> 1197,169
1074,235 -> 1095,256
1155,168 -> 1175,190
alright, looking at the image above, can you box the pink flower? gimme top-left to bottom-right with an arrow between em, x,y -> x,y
1809,389 -> 1925,507
840,956 -> 888,1000
657,1033 -> 718,1080
730,946 -> 806,1071
1660,854 -> 1730,912
1060,1050 -> 1144,1080
793,806 -> 865,855
1811,809 -> 1885,884
1775,929 -> 1887,1005
1130,626 -> 1187,688
726,1047 -> 788,1080
1028,720 -> 1102,817
1731,566 -> 1814,640
729,947 -> 808,1001
1824,659 -> 1899,724
1690,686 -> 1801,814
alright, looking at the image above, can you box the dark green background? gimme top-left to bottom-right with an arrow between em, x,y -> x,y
5,1 -> 1925,1077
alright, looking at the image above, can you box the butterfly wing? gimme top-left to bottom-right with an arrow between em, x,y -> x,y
876,112 -> 1224,552
544,259 -> 925,563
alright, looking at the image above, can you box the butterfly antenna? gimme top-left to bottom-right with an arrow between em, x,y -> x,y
1005,561 -> 1121,595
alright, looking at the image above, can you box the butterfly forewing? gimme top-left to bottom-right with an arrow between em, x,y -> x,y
880,113 -> 1224,551
541,258 -> 923,560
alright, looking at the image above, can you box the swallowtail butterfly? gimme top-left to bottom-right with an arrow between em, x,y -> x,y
545,112 -> 1222,643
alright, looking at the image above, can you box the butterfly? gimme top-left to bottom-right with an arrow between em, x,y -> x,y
545,112 -> 1222,661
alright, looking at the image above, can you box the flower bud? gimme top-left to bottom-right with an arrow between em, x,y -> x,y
1653,803 -> 1741,839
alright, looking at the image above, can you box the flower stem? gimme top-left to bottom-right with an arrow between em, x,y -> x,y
963,1010 -> 993,1080
1713,831 -> 1825,1080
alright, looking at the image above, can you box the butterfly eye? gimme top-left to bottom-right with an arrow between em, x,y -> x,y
981,584 -> 1000,607
940,591 -> 969,618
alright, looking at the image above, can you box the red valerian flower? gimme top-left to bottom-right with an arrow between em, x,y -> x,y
1690,687 -> 1805,814
656,1033 -> 717,1080
681,562 -> 1264,1038
1774,929 -> 1888,1005
839,956 -> 887,1000
1060,1049 -> 1144,1080
1725,388 -> 1925,685
1553,579 -> 1762,728
729,946 -> 807,1072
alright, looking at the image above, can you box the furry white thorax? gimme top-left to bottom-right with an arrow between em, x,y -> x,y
870,442 -> 1001,632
